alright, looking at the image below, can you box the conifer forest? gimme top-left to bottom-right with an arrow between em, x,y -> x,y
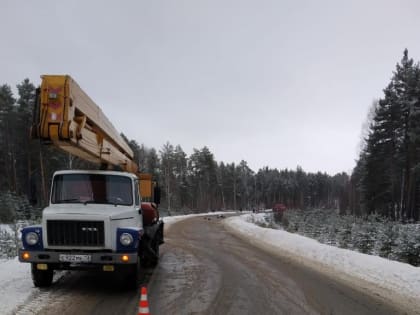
1,50 -> 420,226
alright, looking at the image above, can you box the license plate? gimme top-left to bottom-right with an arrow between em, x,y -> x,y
59,254 -> 91,263
103,265 -> 114,272
37,264 -> 48,270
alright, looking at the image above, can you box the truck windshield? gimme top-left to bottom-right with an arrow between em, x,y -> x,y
51,174 -> 133,206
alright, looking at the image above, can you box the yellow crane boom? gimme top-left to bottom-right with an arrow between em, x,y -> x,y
33,75 -> 154,200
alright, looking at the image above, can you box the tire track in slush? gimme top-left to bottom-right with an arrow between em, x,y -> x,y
13,271 -> 69,315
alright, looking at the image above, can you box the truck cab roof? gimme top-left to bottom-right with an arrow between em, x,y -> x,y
53,170 -> 138,180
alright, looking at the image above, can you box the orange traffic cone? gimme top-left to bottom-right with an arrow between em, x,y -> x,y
138,286 -> 150,315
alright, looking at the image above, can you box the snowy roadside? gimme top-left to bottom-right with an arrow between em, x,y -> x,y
0,258 -> 34,315
162,211 -> 236,227
0,211 -> 235,315
223,213 -> 420,314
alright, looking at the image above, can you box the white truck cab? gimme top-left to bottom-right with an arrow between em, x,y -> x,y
19,170 -> 163,288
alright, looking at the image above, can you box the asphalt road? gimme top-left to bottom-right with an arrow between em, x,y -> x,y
19,216 -> 411,315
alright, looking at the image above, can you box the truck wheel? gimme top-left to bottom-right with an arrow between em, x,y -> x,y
31,264 -> 53,287
128,258 -> 141,290
159,224 -> 165,245
149,239 -> 160,267
140,237 -> 160,268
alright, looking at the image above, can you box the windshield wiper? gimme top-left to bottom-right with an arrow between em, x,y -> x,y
83,200 -> 96,205
59,198 -> 82,203
106,197 -> 125,206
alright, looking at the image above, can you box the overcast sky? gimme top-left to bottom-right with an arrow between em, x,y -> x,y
1,0 -> 420,175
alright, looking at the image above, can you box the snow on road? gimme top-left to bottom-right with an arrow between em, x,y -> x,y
1,211 -> 419,314
162,211 -> 234,226
0,258 -> 33,314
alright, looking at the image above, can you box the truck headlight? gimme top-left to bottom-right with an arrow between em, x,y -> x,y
25,232 -> 39,246
120,233 -> 133,246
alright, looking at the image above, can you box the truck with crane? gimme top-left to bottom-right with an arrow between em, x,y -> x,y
18,75 -> 163,289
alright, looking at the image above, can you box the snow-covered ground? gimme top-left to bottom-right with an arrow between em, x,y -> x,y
0,224 -> 15,235
0,258 -> 34,314
223,213 -> 420,313
1,211 -> 419,314
162,211 -> 236,226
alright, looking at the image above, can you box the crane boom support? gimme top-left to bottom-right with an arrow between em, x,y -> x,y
34,75 -> 138,173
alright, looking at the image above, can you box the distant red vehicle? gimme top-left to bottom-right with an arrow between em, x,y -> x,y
272,203 -> 287,213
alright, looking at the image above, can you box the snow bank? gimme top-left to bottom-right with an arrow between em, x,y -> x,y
0,224 -> 15,235
0,257 -> 33,315
163,211 -> 236,227
223,214 -> 420,311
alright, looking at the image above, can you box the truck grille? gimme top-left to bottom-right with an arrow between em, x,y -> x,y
47,220 -> 105,247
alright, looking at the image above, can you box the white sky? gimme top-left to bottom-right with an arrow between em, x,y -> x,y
1,0 -> 420,175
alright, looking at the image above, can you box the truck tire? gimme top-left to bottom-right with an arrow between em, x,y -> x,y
140,235 -> 160,268
158,223 -> 164,245
149,238 -> 160,267
128,257 -> 141,290
149,235 -> 159,268
31,264 -> 53,287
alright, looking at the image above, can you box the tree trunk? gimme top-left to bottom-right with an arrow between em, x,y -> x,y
39,148 -> 47,205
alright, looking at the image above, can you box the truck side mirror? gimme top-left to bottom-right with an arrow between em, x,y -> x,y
153,186 -> 161,205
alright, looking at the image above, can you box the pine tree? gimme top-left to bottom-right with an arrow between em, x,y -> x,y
356,50 -> 420,220
15,79 -> 36,197
0,85 -> 16,192
173,145 -> 188,209
159,142 -> 175,212
187,147 -> 218,211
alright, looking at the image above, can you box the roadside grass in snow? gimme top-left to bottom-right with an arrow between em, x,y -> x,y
0,223 -> 21,260
247,209 -> 420,266
0,220 -> 38,260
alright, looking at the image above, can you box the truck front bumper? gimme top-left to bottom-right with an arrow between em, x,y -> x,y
18,249 -> 138,265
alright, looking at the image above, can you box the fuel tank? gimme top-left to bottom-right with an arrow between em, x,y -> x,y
141,202 -> 159,226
